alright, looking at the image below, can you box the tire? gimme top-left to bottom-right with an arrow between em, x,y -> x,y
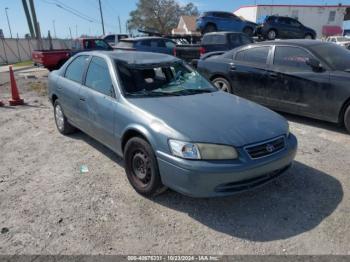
305,34 -> 314,39
54,100 -> 76,135
203,24 -> 216,34
212,77 -> 232,93
267,29 -> 277,40
124,137 -> 166,196
344,105 -> 350,134
243,27 -> 254,37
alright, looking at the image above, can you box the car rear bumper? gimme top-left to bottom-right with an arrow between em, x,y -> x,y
156,134 -> 297,198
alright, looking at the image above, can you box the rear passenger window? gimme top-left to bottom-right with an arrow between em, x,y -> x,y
203,35 -> 226,45
64,55 -> 89,83
235,47 -> 270,64
85,57 -> 113,96
274,46 -> 312,70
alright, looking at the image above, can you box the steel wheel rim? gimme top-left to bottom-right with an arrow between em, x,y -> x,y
305,35 -> 312,39
214,80 -> 229,92
131,150 -> 152,188
55,105 -> 64,130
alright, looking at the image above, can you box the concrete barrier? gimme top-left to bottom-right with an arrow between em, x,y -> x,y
0,38 -> 73,65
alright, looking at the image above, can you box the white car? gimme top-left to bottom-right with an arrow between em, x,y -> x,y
326,36 -> 350,49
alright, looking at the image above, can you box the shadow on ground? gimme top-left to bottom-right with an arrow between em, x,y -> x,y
154,161 -> 343,242
281,112 -> 347,134
67,132 -> 343,242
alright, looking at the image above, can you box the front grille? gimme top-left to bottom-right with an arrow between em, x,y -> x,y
215,165 -> 291,193
245,136 -> 285,159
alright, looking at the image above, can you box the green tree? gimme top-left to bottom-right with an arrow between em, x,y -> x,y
128,0 -> 199,35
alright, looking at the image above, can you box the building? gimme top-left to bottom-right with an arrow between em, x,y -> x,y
172,16 -> 200,36
234,4 -> 350,38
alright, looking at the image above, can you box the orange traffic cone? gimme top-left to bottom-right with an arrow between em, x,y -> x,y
8,66 -> 24,106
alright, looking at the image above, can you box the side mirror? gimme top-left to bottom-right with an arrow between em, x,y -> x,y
306,58 -> 323,72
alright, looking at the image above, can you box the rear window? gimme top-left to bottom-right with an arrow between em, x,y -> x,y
235,46 -> 270,64
116,41 -> 134,49
202,35 -> 226,45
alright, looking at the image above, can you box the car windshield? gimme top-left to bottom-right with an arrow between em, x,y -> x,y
310,43 -> 350,71
116,61 -> 217,97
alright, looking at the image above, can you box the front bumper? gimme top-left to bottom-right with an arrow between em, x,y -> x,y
156,134 -> 297,198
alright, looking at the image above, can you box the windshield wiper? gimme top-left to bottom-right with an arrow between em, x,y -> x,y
125,90 -> 181,97
172,89 -> 214,95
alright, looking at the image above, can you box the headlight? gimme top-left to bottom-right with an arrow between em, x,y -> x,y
169,140 -> 238,160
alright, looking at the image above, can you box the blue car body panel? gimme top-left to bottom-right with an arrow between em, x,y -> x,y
48,51 -> 297,197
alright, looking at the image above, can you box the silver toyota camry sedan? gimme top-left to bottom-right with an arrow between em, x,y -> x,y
48,51 -> 297,197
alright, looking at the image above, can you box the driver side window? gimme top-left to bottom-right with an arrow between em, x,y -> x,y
85,57 -> 114,97
274,46 -> 313,71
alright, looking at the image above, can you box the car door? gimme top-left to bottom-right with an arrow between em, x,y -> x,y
57,55 -> 89,128
216,12 -> 240,31
228,46 -> 272,104
277,17 -> 292,38
80,56 -> 118,150
265,45 -> 330,117
287,19 -> 304,38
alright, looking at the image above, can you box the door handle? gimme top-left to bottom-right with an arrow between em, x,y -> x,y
268,72 -> 278,79
229,63 -> 236,71
79,97 -> 86,102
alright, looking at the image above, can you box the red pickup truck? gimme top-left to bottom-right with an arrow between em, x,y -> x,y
32,38 -> 112,71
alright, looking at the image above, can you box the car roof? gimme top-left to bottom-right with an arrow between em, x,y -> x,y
120,36 -> 169,42
252,39 -> 325,47
81,50 -> 181,65
203,31 -> 244,36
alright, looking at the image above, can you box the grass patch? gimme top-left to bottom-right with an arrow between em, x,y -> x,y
29,81 -> 47,96
13,60 -> 33,67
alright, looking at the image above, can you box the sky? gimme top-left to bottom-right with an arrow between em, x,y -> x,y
0,0 -> 350,38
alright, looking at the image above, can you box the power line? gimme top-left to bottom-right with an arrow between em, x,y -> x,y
40,0 -> 96,22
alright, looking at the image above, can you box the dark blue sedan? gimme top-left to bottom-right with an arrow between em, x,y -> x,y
48,51 -> 297,197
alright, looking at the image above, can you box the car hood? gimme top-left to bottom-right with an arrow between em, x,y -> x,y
128,92 -> 288,147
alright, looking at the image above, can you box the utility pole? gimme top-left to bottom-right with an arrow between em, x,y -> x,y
98,0 -> 105,35
28,0 -> 39,38
69,27 -> 73,39
118,16 -> 122,34
52,20 -> 57,38
22,0 -> 35,38
75,24 -> 78,38
5,7 -> 13,38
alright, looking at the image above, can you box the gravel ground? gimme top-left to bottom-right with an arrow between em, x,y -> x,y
0,70 -> 349,255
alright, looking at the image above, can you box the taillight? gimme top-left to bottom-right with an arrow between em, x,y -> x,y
199,47 -> 206,55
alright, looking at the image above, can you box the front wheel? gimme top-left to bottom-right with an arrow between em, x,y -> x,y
212,77 -> 232,93
124,137 -> 166,196
344,105 -> 350,134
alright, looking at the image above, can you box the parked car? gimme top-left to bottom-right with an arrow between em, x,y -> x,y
174,32 -> 254,63
197,40 -> 350,133
343,29 -> 350,37
256,16 -> 316,40
196,11 -> 257,36
102,34 -> 129,48
326,36 -> 350,49
32,38 -> 112,71
48,51 -> 297,197
115,37 -> 176,55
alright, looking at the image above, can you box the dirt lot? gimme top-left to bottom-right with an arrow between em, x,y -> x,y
0,69 -> 350,255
